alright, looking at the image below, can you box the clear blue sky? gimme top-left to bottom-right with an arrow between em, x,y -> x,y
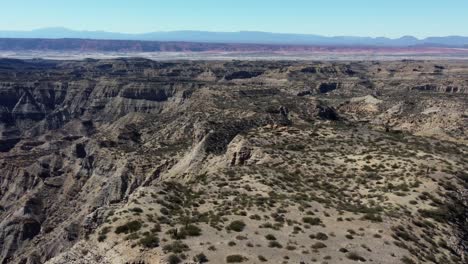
1,0 -> 467,38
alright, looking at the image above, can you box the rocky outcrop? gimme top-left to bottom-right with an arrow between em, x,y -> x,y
411,84 -> 468,93
225,71 -> 264,80
0,197 -> 44,264
119,84 -> 173,101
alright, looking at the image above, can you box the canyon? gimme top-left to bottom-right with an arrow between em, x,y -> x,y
0,58 -> 466,264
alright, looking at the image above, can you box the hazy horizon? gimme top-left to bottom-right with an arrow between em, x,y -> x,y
2,0 -> 468,38
2,27 -> 468,39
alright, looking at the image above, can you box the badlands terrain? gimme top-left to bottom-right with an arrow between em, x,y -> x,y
0,58 -> 466,264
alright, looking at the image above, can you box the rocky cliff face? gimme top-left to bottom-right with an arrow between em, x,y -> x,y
0,59 -> 466,264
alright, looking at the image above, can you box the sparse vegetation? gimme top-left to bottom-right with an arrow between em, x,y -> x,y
5,60 -> 467,264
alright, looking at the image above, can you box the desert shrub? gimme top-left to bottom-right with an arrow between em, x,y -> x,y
151,223 -> 161,233
418,208 -> 449,223
97,226 -> 111,242
115,220 -> 142,234
193,253 -> 208,263
226,255 -> 247,263
167,254 -> 181,264
293,226 -> 302,233
227,220 -> 246,232
160,207 -> 170,215
139,234 -> 159,248
258,255 -> 268,262
316,232 -> 328,240
268,241 -> 283,248
130,207 -> 143,213
302,217 -> 322,225
163,241 -> 189,254
249,214 -> 262,220
311,242 -> 327,249
166,228 -> 187,240
125,233 -> 140,240
236,235 -> 247,240
286,144 -> 306,151
97,234 -> 107,242
265,234 -> 276,240
286,245 -> 296,250
183,224 -> 202,236
208,245 -> 217,251
392,225 -> 419,242
346,252 -> 366,262
361,213 -> 383,222
167,225 -> 201,239
400,256 -> 416,264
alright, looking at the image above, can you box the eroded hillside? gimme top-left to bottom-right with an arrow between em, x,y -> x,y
0,59 -> 466,264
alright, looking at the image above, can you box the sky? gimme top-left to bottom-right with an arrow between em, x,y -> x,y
1,0 -> 467,38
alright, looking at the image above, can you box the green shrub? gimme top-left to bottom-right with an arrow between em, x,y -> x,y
139,234 -> 159,248
183,224 -> 202,236
163,241 -> 189,254
302,217 -> 322,225
97,226 -> 111,242
226,255 -> 247,263
346,252 -> 366,262
268,241 -> 283,248
115,221 -> 142,234
167,254 -> 182,264
311,242 -> 327,249
193,253 -> 208,263
151,223 -> 161,233
392,225 -> 419,242
286,245 -> 296,250
166,228 -> 187,240
227,220 -> 246,232
316,232 -> 328,240
208,245 -> 217,251
125,233 -> 140,240
97,234 -> 107,242
130,207 -> 143,213
249,214 -> 262,220
361,213 -> 383,222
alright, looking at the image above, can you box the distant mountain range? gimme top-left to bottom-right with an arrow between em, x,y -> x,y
1,28 -> 468,47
